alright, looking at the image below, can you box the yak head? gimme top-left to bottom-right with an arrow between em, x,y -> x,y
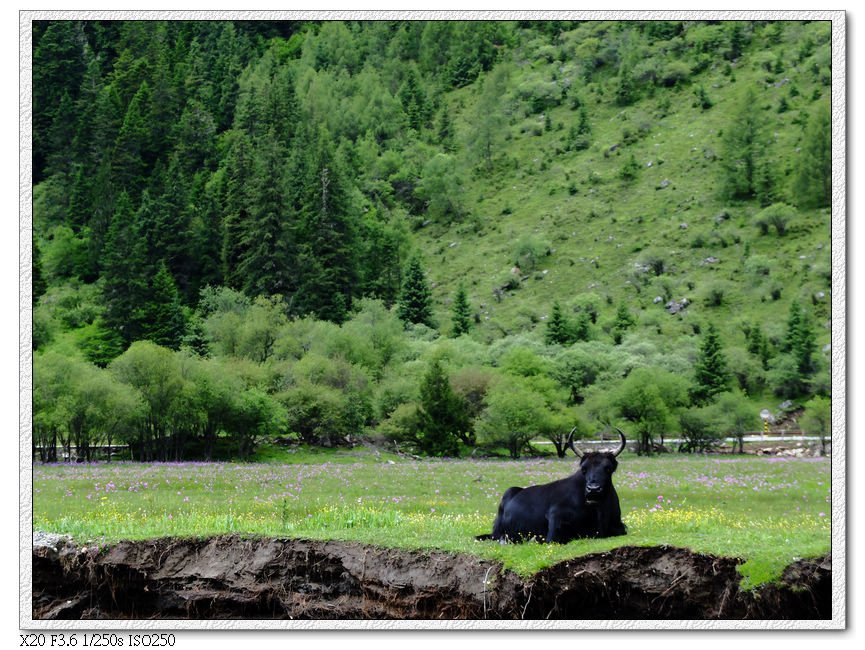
567,428 -> 627,504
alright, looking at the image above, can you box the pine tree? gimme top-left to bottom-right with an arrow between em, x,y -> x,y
150,156 -> 196,301
32,21 -> 86,181
437,108 -> 455,152
614,64 -> 637,106
101,191 -> 150,345
784,301 -> 817,376
221,132 -> 255,289
691,322 -> 730,404
793,102 -> 832,209
451,283 -> 472,337
139,261 -> 188,350
611,302 -> 636,344
746,323 -> 771,369
293,131 -> 359,323
397,256 -> 435,328
112,81 -> 151,197
545,301 -> 572,345
576,105 -> 591,135
399,66 -> 429,131
722,87 -> 764,199
417,358 -> 468,456
467,64 -> 509,172
236,134 -> 293,299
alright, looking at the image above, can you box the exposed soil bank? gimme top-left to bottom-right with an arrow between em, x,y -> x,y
32,535 -> 831,621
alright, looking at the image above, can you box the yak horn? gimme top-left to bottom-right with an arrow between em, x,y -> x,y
566,427 -> 583,458
613,427 -> 627,457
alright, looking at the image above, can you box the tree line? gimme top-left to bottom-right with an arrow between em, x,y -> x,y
33,285 -> 830,462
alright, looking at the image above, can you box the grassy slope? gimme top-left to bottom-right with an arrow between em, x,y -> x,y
418,21 -> 832,359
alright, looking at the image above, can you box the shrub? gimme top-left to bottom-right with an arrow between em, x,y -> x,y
754,203 -> 796,237
678,407 -> 723,453
512,234 -> 551,271
476,375 -> 555,458
659,60 -> 691,87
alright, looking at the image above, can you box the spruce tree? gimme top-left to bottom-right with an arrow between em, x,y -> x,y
399,66 -> 429,131
139,261 -> 188,350
397,256 -> 435,328
576,106 -> 591,135
611,302 -> 636,344
221,132 -> 255,290
237,134 -> 293,299
691,322 -> 730,405
293,130 -> 359,323
784,301 -> 817,376
746,323 -> 771,369
451,283 -> 472,337
417,359 -> 468,456
101,191 -> 150,345
545,301 -> 572,345
112,81 -> 151,196
793,102 -> 832,209
722,87 -> 764,199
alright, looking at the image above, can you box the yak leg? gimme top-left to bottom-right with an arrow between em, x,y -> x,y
596,504 -> 627,538
545,508 -> 570,543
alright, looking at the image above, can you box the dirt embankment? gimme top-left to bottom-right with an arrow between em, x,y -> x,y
32,535 -> 831,621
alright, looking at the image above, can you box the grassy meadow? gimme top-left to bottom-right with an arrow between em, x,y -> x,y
32,447 -> 831,587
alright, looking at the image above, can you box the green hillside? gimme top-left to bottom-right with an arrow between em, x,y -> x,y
31,20 -> 833,462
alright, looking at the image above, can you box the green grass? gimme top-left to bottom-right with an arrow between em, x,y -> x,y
32,451 -> 831,586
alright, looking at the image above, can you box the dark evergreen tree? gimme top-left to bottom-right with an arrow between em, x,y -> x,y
451,283 -> 472,337
357,209 -> 409,307
722,87 -> 764,199
784,301 -> 817,377
437,108 -> 455,152
112,81 -> 151,196
44,91 -> 77,177
545,301 -> 572,345
71,49 -> 108,171
293,131 -> 359,323
150,157 -> 196,301
66,165 -> 92,233
572,311 -> 592,342
614,65 -> 637,106
416,358 -> 469,456
727,22 -> 745,61
746,323 -> 771,369
221,132 -> 255,290
611,302 -> 636,344
691,322 -> 730,404
139,260 -> 188,350
173,99 -> 218,177
399,66 -> 429,131
265,66 -> 300,147
576,105 -> 591,135
188,173 -> 225,297
101,191 -> 150,345
237,134 -> 293,299
793,102 -> 832,209
32,21 -> 87,181
397,256 -> 435,328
